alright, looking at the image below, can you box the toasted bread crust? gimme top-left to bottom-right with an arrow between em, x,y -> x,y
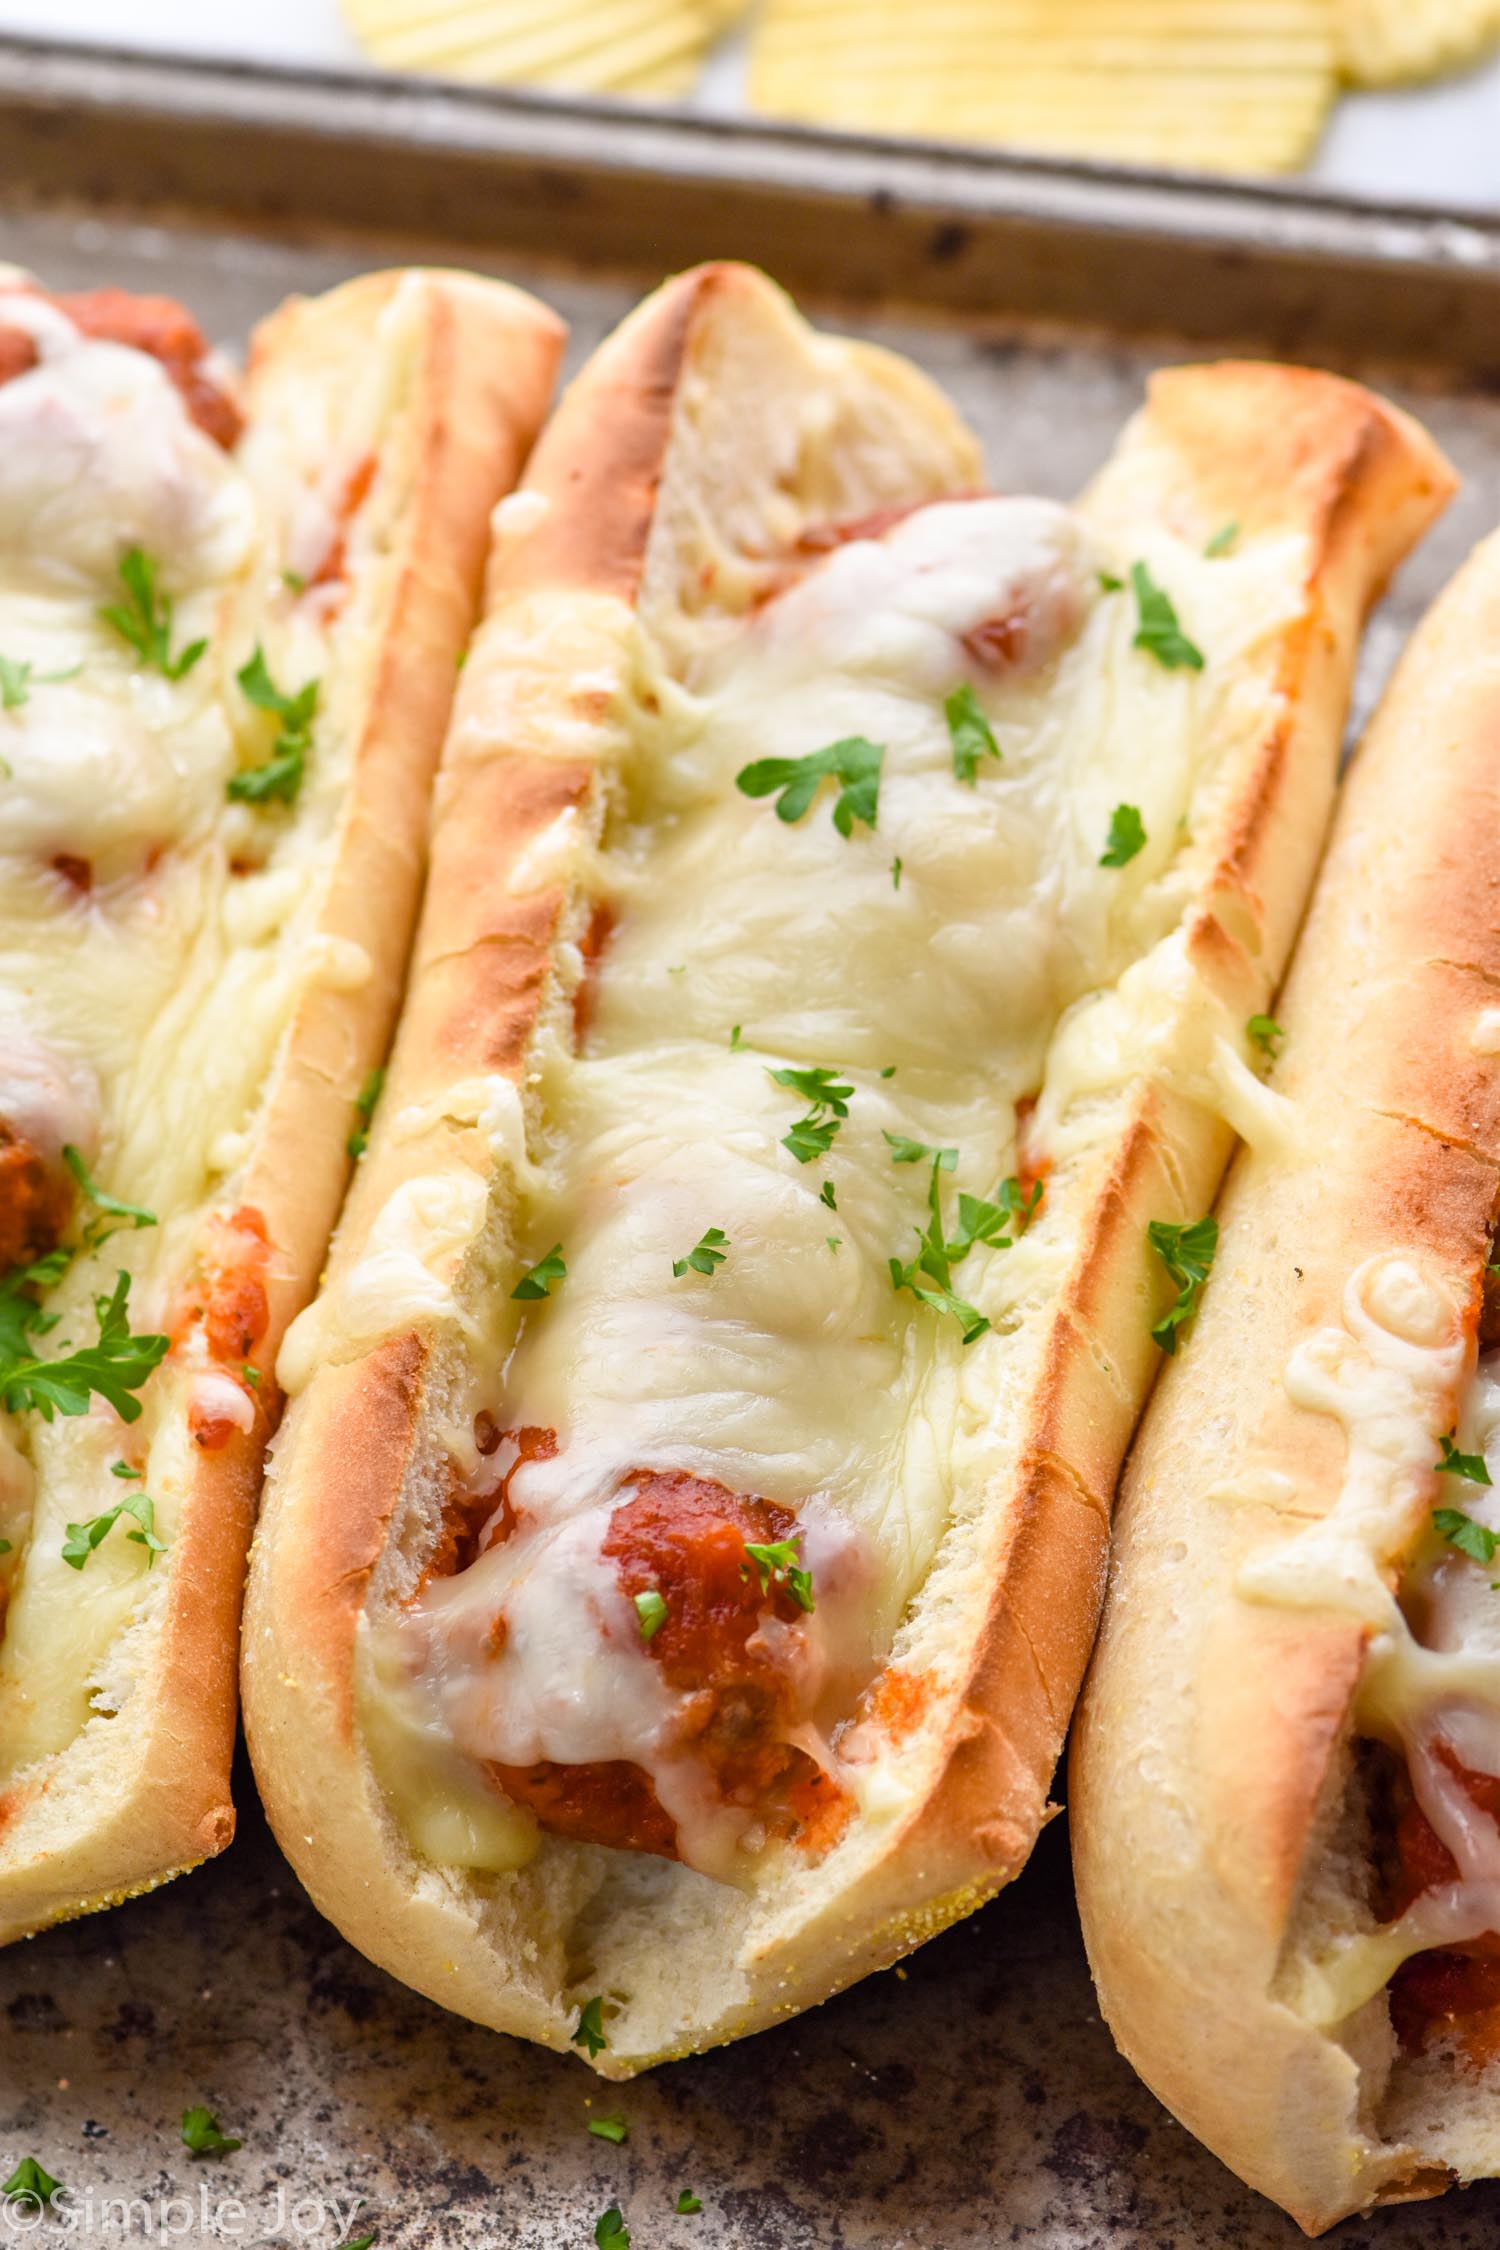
1072,529 -> 1500,2233
0,270 -> 563,1945
244,265 -> 1453,2073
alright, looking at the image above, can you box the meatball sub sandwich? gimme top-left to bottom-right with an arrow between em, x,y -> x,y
0,268 -> 563,1941
243,262 -> 1450,2071
1073,526 -> 1500,2232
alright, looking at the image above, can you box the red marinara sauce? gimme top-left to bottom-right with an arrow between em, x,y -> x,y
1386,1746 -> 1500,2064
0,285 -> 242,449
487,1468 -> 840,1861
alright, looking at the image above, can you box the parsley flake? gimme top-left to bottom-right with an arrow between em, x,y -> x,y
1097,570 -> 1124,593
891,856 -> 903,890
676,2192 -> 703,2215
62,1491 -> 167,1572
347,1065 -> 385,1159
0,653 -> 79,709
62,1144 -> 156,1247
819,1180 -> 837,1211
0,1248 -> 70,1365
512,1246 -> 567,1302
573,1996 -> 608,2057
1247,1014 -> 1284,1060
1147,1216 -> 1218,1353
736,735 -> 883,838
634,1589 -> 668,1641
1434,1507 -> 1500,1566
1130,562 -> 1204,671
229,645 -> 320,807
769,1064 -> 852,1164
1437,1433 -> 1492,1486
2,2158 -> 61,2211
887,1152 -> 1023,1344
883,1131 -> 956,1170
590,2118 -> 629,2145
0,1270 -> 168,1423
744,1536 -> 815,1613
180,2107 -> 242,2158
99,548 -> 206,680
944,683 -> 1001,784
672,1227 -> 728,1280
1205,521 -> 1240,558
595,2208 -> 629,2250
1100,803 -> 1146,868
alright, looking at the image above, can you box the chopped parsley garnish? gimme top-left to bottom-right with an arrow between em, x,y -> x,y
0,653 -> 79,709
769,1064 -> 852,1164
634,1589 -> 668,1641
347,1066 -> 385,1159
729,1024 -> 744,1050
1100,803 -> 1146,868
888,1152 -> 1026,1345
944,682 -> 1001,784
0,1270 -> 168,1423
589,2118 -> 629,2146
595,2208 -> 629,2250
744,1536 -> 815,1613
229,645 -> 320,806
1130,562 -> 1204,671
891,856 -> 903,890
62,1144 -> 156,1247
1246,1014 -> 1284,1060
676,2192 -> 702,2215
1434,1507 -> 1500,1565
1436,1433 -> 1492,1486
736,735 -> 883,838
0,1541 -> 11,1555
573,1996 -> 608,2057
672,1227 -> 728,1279
62,1491 -> 167,1572
2,2158 -> 61,2210
997,1176 -> 1043,1234
826,1235 -> 841,1252
99,548 -> 206,680
883,1131 -> 956,1170
1205,521 -> 1240,558
112,1459 -> 143,1479
180,2107 -> 242,2157
819,1180 -> 837,1211
1098,570 -> 1124,593
0,1247 -> 69,1364
282,568 -> 307,593
512,1246 -> 566,1301
1147,1216 -> 1218,1352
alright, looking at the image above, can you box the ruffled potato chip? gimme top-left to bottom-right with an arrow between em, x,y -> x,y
343,0 -> 742,94
750,0 -> 1338,174
1335,0 -> 1500,86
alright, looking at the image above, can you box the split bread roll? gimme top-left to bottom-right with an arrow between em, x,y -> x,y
1072,529 -> 1500,2232
0,268 -> 564,1942
242,261 -> 1451,2073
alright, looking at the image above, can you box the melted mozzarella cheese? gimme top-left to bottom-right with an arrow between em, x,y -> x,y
1248,1274 -> 1500,2027
375,493 -> 1311,1879
0,285 -> 412,1783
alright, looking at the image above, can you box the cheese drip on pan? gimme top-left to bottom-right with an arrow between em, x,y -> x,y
365,492 -> 1308,1883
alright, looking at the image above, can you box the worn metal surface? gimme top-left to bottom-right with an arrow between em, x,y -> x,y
4,91 -> 1500,2248
2,38 -> 1500,371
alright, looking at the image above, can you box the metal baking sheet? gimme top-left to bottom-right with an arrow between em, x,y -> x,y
3,45 -> 1500,2248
